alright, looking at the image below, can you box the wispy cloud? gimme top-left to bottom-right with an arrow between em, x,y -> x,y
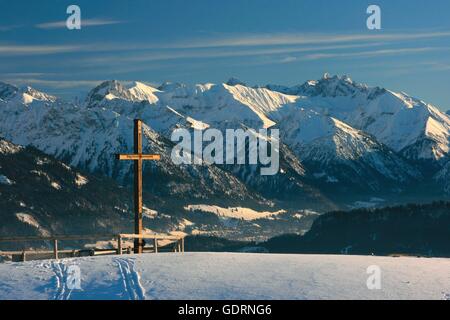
0,72 -> 48,77
279,56 -> 297,64
35,18 -> 125,29
0,44 -> 86,55
299,47 -> 443,61
1,78 -> 105,89
423,62 -> 450,71
2,29 -> 450,58
170,31 -> 450,49
82,42 -> 387,65
0,42 -> 133,56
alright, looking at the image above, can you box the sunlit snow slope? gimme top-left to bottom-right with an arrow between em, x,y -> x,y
0,253 -> 448,300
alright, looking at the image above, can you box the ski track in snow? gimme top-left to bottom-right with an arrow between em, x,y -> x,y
114,258 -> 146,300
39,260 -> 73,300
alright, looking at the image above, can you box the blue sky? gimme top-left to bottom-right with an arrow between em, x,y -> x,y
1,0 -> 450,109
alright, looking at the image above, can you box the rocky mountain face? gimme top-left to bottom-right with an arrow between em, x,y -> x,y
271,106 -> 421,196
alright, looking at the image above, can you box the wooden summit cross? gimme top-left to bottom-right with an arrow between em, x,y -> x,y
116,119 -> 161,254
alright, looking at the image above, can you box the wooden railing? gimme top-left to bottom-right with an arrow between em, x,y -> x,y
0,233 -> 185,262
118,234 -> 185,254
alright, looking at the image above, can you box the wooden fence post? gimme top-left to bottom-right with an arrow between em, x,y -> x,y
53,239 -> 59,260
117,235 -> 122,255
154,238 -> 158,253
21,250 -> 26,262
181,237 -> 185,253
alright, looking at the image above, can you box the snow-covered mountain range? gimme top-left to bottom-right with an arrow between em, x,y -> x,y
267,74 -> 450,161
1,74 -> 450,209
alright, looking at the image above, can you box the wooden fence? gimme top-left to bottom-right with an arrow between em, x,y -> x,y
0,233 -> 185,262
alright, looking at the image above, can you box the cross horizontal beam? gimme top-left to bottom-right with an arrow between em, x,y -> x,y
116,154 -> 161,161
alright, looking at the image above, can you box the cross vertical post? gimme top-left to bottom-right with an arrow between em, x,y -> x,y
134,119 -> 143,253
116,119 -> 161,254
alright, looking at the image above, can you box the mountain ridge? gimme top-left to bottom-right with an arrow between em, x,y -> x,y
1,75 -> 449,208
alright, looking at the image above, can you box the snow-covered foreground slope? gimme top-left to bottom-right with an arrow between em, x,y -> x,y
0,253 -> 448,300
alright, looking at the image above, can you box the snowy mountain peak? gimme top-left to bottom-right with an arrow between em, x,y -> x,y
297,74 -> 369,98
220,83 -> 299,128
226,77 -> 247,86
0,82 -> 55,104
265,74 -> 377,98
128,81 -> 157,91
126,81 -> 160,103
20,86 -> 57,103
322,73 -> 351,83
85,80 -> 128,106
85,80 -> 160,106
322,72 -> 331,80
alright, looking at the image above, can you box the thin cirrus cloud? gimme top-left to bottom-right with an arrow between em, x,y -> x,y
216,48 -> 444,67
2,78 -> 105,89
298,47 -> 443,61
0,38 -> 383,58
424,62 -> 450,71
82,42 -> 387,65
76,44 -> 445,69
1,29 -> 450,57
0,42 -> 132,56
35,18 -> 125,29
0,44 -> 86,55
170,30 -> 450,49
